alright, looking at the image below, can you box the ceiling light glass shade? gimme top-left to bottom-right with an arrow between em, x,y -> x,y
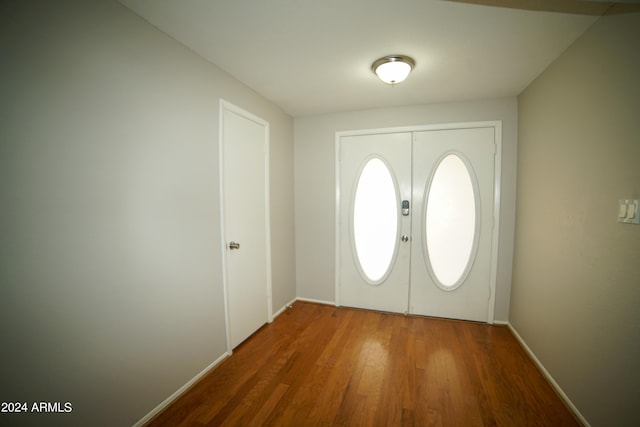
372,55 -> 415,85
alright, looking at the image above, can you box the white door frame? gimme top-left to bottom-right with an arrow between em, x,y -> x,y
335,121 -> 502,323
219,99 -> 272,354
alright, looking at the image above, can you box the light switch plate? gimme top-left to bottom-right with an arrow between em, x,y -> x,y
618,199 -> 640,224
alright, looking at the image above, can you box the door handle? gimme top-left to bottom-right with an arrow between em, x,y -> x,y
401,235 -> 409,242
228,241 -> 240,250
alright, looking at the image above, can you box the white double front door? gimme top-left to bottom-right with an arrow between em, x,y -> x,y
337,124 -> 499,323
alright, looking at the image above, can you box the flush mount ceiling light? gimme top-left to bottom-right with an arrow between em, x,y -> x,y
371,55 -> 415,85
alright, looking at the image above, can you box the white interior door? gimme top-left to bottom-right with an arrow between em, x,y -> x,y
337,125 -> 498,322
220,101 -> 271,349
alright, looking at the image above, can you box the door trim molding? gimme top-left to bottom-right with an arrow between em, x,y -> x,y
335,121 -> 502,323
219,99 -> 272,354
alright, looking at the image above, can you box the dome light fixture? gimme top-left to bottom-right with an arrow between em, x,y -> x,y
371,55 -> 415,85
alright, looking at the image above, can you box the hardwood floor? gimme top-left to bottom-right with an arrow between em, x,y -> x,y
147,302 -> 580,426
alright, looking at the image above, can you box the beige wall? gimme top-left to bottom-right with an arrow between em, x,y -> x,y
512,12 -> 640,427
0,0 -> 294,425
294,98 -> 517,321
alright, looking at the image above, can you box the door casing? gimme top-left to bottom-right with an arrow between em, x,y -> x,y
334,121 -> 502,323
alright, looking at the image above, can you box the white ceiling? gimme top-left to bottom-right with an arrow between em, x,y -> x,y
119,0 -> 602,117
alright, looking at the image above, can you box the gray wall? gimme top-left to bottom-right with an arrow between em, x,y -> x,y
0,0 -> 295,425
511,12 -> 640,427
294,98 -> 517,321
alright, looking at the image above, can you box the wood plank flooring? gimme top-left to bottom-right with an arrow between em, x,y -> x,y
147,302 -> 580,426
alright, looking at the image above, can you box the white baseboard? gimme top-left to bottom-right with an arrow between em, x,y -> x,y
133,352 -> 229,427
506,323 -> 590,427
272,297 -> 297,320
295,297 -> 336,306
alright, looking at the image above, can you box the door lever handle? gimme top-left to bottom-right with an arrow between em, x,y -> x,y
228,241 -> 240,250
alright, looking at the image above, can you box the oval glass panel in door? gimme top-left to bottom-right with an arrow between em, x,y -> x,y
425,153 -> 479,289
353,157 -> 399,283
